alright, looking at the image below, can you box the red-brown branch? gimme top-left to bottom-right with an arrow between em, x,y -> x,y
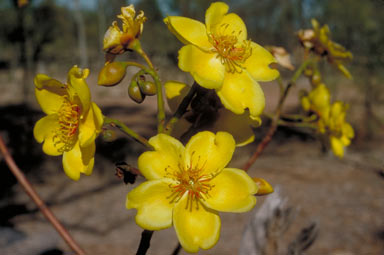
0,135 -> 86,255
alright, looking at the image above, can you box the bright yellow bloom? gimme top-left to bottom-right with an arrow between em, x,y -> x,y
327,102 -> 354,158
164,2 -> 279,121
33,66 -> 104,181
301,83 -> 331,120
103,5 -> 147,54
126,131 -> 258,252
165,81 -> 259,146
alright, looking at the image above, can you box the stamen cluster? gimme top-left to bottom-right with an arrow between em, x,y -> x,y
166,156 -> 216,211
209,24 -> 252,73
53,96 -> 80,152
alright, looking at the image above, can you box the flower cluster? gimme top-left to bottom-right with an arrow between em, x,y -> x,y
301,84 -> 354,158
33,66 -> 103,180
297,19 -> 353,79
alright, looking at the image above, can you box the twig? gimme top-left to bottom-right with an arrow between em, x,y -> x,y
136,230 -> 154,255
134,44 -> 166,133
104,117 -> 154,150
243,59 -> 313,171
171,242 -> 182,255
0,135 -> 86,255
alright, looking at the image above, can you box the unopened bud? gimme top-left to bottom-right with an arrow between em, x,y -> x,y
102,129 -> 117,142
128,81 -> 145,103
253,177 -> 274,196
139,81 -> 157,96
98,62 -> 127,86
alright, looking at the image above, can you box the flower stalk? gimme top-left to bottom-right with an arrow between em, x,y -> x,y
134,43 -> 166,133
104,117 -> 154,149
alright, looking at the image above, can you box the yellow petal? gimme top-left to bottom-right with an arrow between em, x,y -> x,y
178,44 -> 225,89
330,101 -> 344,118
214,13 -> 247,42
205,2 -> 229,33
173,194 -> 221,253
33,114 -> 62,156
211,108 -> 256,147
67,66 -> 91,115
301,96 -> 311,112
62,141 -> 95,180
164,16 -> 211,49
78,103 -> 104,148
244,42 -> 279,82
203,168 -> 257,212
217,71 -> 265,119
184,131 -> 235,175
126,179 -> 174,230
164,81 -> 190,112
34,75 -> 67,115
103,21 -> 123,52
330,136 -> 344,158
309,84 -> 330,112
138,134 -> 185,180
342,122 -> 354,139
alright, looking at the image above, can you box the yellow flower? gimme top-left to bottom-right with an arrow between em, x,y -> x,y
103,5 -> 147,54
297,19 -> 353,79
327,102 -> 354,158
126,131 -> 258,252
301,83 -> 331,119
165,81 -> 259,146
33,66 -> 104,181
164,2 -> 279,121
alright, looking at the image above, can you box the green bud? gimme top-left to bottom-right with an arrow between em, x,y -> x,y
102,130 -> 116,142
98,62 -> 127,86
139,81 -> 157,96
128,81 -> 145,103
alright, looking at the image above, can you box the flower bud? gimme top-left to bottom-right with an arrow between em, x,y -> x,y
98,62 -> 127,86
128,80 -> 145,103
102,129 -> 117,142
253,177 -> 274,195
139,81 -> 157,96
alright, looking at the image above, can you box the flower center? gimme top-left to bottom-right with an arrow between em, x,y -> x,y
208,24 -> 252,73
166,155 -> 218,211
53,96 -> 80,152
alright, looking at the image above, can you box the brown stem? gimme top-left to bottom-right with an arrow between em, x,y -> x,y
0,135 -> 86,255
242,59 -> 313,171
243,83 -> 292,171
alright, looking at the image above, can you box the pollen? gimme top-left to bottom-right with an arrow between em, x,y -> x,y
166,154 -> 218,211
208,24 -> 252,73
53,96 -> 80,152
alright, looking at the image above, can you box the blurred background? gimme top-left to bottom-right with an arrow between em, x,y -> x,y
0,0 -> 383,254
